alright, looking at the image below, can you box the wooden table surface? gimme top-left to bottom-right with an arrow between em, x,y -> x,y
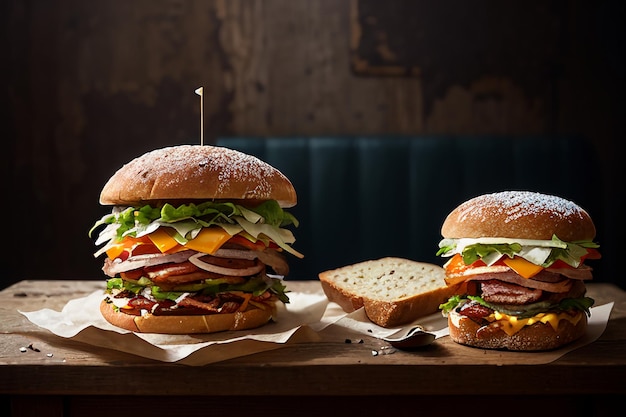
1,279 -> 625,416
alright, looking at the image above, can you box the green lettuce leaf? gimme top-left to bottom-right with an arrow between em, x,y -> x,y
436,235 -> 599,269
461,243 -> 521,265
439,293 -> 594,318
105,274 -> 290,303
90,200 -> 303,258
439,295 -> 464,314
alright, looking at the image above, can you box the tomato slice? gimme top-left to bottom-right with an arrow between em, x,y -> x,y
228,234 -> 267,251
444,253 -> 486,275
120,269 -> 144,280
130,242 -> 161,256
106,235 -> 155,260
106,236 -> 147,259
548,248 -> 601,269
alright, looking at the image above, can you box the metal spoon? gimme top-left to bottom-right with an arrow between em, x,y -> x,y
382,326 -> 437,350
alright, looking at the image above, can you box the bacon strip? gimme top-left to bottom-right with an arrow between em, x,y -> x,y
545,265 -> 593,280
466,271 -> 573,293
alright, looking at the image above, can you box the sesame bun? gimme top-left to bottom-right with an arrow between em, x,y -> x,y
441,191 -> 595,241
100,299 -> 274,334
99,145 -> 297,207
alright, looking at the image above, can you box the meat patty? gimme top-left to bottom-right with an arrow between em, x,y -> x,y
480,279 -> 543,305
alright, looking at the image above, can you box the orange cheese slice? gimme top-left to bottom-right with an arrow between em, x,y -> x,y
490,310 -> 583,336
106,244 -> 126,260
183,227 -> 232,254
106,236 -> 151,259
503,256 -> 544,279
148,228 -> 181,253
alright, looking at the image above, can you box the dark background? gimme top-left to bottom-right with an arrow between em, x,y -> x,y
5,0 -> 624,289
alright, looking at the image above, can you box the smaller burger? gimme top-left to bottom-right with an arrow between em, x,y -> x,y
437,191 -> 600,351
89,145 -> 303,334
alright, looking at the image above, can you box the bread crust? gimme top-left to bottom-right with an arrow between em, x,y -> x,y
99,145 -> 297,207
441,191 -> 595,241
318,257 -> 462,328
320,279 -> 460,328
447,309 -> 588,351
364,286 -> 460,328
100,299 -> 273,334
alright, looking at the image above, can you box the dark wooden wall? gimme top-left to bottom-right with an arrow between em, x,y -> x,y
5,0 -> 624,289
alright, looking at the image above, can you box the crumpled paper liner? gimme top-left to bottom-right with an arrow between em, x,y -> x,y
313,301 -> 451,338
20,284 -> 613,366
21,289 -> 329,365
323,301 -> 614,364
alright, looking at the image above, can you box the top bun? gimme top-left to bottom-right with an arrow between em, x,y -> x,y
99,145 -> 297,207
441,191 -> 595,241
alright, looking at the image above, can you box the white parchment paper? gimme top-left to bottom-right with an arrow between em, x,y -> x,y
21,289 -> 329,365
20,284 -> 613,366
322,301 -> 614,364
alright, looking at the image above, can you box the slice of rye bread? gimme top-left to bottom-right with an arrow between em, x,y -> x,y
318,257 -> 460,328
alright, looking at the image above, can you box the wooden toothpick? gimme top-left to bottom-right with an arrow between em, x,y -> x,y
195,87 -> 204,146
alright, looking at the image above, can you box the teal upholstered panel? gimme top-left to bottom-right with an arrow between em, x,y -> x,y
216,136 -> 601,280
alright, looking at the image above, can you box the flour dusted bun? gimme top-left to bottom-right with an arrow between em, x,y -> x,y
447,309 -> 588,351
318,257 -> 462,328
99,145 -> 297,207
441,191 -> 595,241
100,299 -> 274,334
438,191 -> 598,352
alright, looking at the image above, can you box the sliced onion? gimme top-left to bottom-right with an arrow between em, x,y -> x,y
104,250 -> 195,275
256,249 -> 289,276
189,253 -> 264,276
211,248 -> 259,260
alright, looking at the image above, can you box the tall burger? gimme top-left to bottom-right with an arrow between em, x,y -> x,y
437,191 -> 600,351
89,145 -> 303,334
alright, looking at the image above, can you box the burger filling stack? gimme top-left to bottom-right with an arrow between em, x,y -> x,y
437,191 -> 600,351
89,145 -> 303,334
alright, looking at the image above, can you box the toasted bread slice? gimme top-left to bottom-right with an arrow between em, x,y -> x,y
318,257 -> 459,328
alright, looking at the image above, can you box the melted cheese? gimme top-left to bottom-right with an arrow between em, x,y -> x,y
105,244 -> 126,260
487,310 -> 582,336
148,227 -> 234,255
183,227 -> 232,254
503,257 -> 544,278
148,228 -> 181,252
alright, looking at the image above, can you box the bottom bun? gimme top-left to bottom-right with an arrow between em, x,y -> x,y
448,309 -> 588,351
100,299 -> 274,334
